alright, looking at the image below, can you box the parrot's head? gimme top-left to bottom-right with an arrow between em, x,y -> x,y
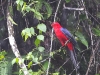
51,22 -> 62,29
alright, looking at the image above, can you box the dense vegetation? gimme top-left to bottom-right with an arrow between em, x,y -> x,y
0,0 -> 100,75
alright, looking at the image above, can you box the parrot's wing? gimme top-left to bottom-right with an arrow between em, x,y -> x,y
60,28 -> 77,45
61,28 -> 79,71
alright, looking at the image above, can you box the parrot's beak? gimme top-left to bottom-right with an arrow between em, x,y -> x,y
51,23 -> 54,27
51,22 -> 56,27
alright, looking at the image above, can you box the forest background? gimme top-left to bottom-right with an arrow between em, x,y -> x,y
0,0 -> 100,75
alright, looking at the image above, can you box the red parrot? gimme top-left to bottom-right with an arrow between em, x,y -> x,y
51,22 -> 79,71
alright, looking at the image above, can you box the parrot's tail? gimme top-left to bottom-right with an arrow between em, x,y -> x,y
70,50 -> 79,72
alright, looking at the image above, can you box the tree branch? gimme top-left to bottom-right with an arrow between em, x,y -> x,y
46,0 -> 62,75
7,2 -> 30,75
63,3 -> 84,11
85,39 -> 100,75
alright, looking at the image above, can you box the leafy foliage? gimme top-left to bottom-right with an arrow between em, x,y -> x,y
0,51 -> 7,61
0,51 -> 14,75
16,0 -> 52,20
75,31 -> 88,48
12,58 -> 19,65
37,23 -> 47,32
1,0 -> 100,75
65,0 -> 71,3
8,16 -> 18,25
92,27 -> 100,36
21,27 -> 35,41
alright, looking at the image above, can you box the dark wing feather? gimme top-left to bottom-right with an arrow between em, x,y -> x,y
61,28 -> 79,71
60,28 -> 77,45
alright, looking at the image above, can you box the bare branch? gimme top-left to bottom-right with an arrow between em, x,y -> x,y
46,0 -> 62,75
63,3 -> 84,11
85,39 -> 100,75
54,0 -> 62,22
32,57 -> 50,66
7,2 -> 30,75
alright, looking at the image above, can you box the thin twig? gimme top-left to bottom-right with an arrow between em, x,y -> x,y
57,58 -> 70,71
63,3 -> 84,11
46,28 -> 53,75
54,0 -> 62,22
83,0 -> 94,73
46,0 -> 62,75
60,38 -> 71,49
81,0 -> 88,19
69,62 -> 80,75
85,39 -> 100,75
87,11 -> 100,25
32,57 -> 50,66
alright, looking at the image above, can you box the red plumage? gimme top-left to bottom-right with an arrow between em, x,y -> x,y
51,22 -> 79,72
51,22 -> 74,50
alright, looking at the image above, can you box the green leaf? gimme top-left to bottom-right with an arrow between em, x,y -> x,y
0,51 -> 7,61
21,30 -> 25,38
0,55 -> 4,61
79,14 -> 86,21
0,51 -> 7,55
8,16 -> 18,25
30,9 -> 41,16
25,34 -> 29,41
26,52 -> 34,60
92,27 -> 100,36
30,27 -> 35,35
65,0 -> 71,3
97,12 -> 100,18
33,57 -> 38,63
37,23 -> 47,32
30,8 -> 42,20
25,28 -> 31,37
34,39 -> 41,47
16,0 -> 20,4
75,31 -> 88,48
16,0 -> 22,11
38,46 -> 45,52
52,72 -> 59,75
28,61 -> 33,69
12,58 -> 19,65
26,52 -> 35,60
25,6 -> 31,12
22,2 -> 26,12
16,58 -> 19,64
34,13 -> 42,20
21,27 -> 35,41
20,0 -> 24,7
28,52 -> 33,56
37,35 -> 44,41
34,1 -> 43,11
42,61 -> 49,71
21,29 -> 28,41
39,56 -> 42,60
12,58 -> 16,65
44,2 -> 52,18
32,70 -> 43,75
